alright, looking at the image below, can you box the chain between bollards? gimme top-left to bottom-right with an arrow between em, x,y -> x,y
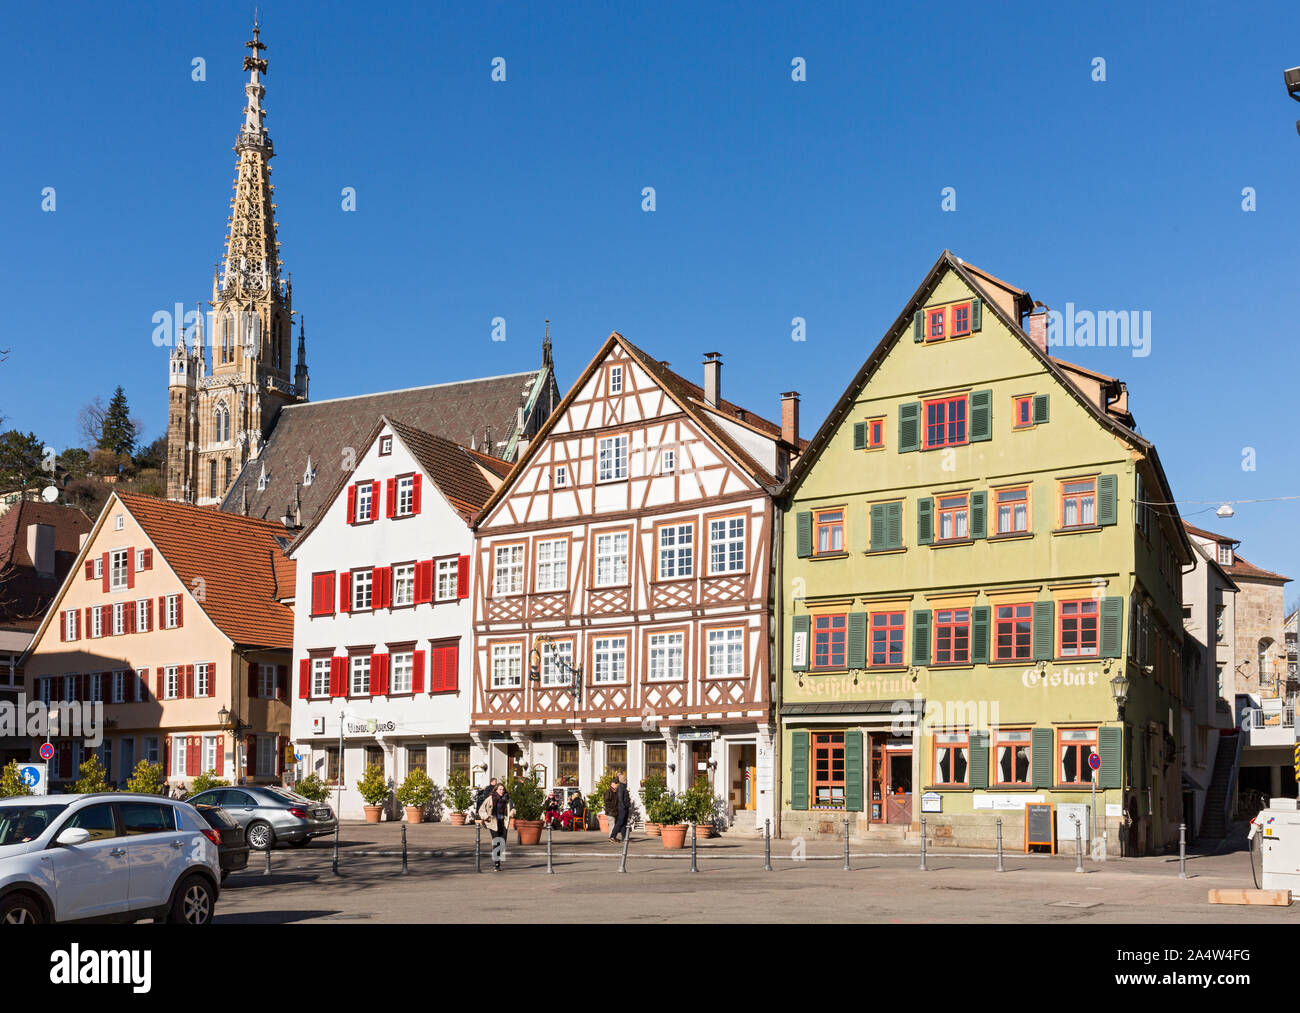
1075,820 -> 1084,873
764,818 -> 772,872
690,822 -> 699,873
919,816 -> 927,871
618,821 -> 631,873
475,820 -> 482,874
996,817 -> 1004,873
401,823 -> 409,875
843,818 -> 851,871
547,819 -> 554,874
1178,822 -> 1187,880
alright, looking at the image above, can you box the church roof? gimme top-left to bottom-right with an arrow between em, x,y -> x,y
221,368 -> 558,526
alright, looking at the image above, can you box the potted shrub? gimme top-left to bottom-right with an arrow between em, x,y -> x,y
356,763 -> 390,823
639,775 -> 667,837
73,754 -> 111,794
588,767 -> 619,835
188,769 -> 229,797
509,773 -> 547,845
126,759 -> 168,795
397,768 -> 435,823
444,770 -> 474,826
681,775 -> 717,837
296,772 -> 331,803
650,795 -> 688,849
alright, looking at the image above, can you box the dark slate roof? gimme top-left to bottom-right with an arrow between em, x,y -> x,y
221,368 -> 558,526
780,700 -> 912,716
0,501 -> 93,632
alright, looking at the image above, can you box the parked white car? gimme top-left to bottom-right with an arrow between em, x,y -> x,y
0,793 -> 221,924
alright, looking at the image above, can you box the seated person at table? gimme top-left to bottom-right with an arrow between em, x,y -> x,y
543,790 -> 573,829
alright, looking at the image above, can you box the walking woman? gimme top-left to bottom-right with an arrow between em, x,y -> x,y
478,782 -> 515,871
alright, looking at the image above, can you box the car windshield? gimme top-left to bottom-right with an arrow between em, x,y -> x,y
0,805 -> 69,845
195,805 -> 239,830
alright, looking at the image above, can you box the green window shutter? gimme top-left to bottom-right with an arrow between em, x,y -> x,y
969,389 -> 993,442
853,421 -> 867,451
845,730 -> 864,811
970,297 -> 982,332
1100,596 -> 1123,658
970,490 -> 986,539
1098,726 -> 1122,789
912,610 -> 931,666
1033,600 -> 1055,661
971,605 -> 991,664
899,402 -> 921,453
847,612 -> 867,670
796,511 -> 813,558
791,615 -> 810,672
1098,473 -> 1118,526
886,501 -> 903,549
913,309 -> 924,342
917,497 -> 934,545
1031,728 -> 1054,789
791,730 -> 809,810
869,504 -> 886,551
968,731 -> 989,789
1033,393 -> 1050,425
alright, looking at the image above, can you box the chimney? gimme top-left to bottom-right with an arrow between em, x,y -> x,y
702,352 -> 722,407
781,392 -> 800,446
1027,303 -> 1049,354
27,523 -> 54,577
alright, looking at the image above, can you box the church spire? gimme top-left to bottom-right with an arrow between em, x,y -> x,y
295,314 -> 309,398
542,318 -> 553,369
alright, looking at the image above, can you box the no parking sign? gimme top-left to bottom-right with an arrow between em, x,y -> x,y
39,742 -> 53,761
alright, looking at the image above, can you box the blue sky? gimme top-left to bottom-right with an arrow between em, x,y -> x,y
3,0 -> 1300,591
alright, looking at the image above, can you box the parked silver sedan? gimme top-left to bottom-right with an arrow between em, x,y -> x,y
186,786 -> 336,851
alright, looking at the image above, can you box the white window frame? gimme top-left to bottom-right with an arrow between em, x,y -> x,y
258,736 -> 277,776
393,563 -> 415,606
493,544 -> 525,597
114,514 -> 124,531
135,549 -> 147,571
609,364 -> 624,394
257,664 -> 276,699
538,640 -> 574,687
708,516 -> 746,575
144,737 -> 159,764
112,670 -> 126,704
662,448 -> 676,474
311,657 -> 331,698
112,602 -> 125,636
648,631 -> 685,682
396,475 -> 415,516
597,435 -> 629,482
90,607 -> 103,639
706,627 -> 745,678
436,558 -> 459,601
390,651 -> 413,694
64,609 -> 77,641
491,644 -> 522,689
164,594 -> 179,629
352,569 -> 373,611
93,557 -> 102,580
593,637 -> 628,685
350,655 -> 371,696
109,548 -> 129,590
171,734 -> 188,777
356,482 -> 374,522
554,466 -> 568,488
135,598 -> 149,631
164,666 -> 179,700
202,735 -> 218,775
595,531 -> 629,588
657,523 -> 694,579
535,539 -> 568,593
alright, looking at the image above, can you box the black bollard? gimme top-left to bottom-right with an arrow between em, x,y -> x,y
764,818 -> 772,872
475,820 -> 482,874
619,824 -> 631,874
843,818 -> 850,871
401,823 -> 409,875
690,822 -> 699,873
996,817 -> 1004,873
1179,822 -> 1187,880
919,816 -> 927,871
547,819 -> 554,875
263,844 -> 271,876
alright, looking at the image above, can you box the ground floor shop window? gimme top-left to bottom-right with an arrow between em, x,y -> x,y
934,732 -> 969,785
407,745 -> 427,776
606,743 -> 627,776
1059,728 -> 1097,785
364,746 -> 384,775
556,744 -> 579,785
996,729 -> 1031,784
324,746 -> 340,784
450,744 -> 470,783
812,731 -> 845,809
645,742 -> 667,783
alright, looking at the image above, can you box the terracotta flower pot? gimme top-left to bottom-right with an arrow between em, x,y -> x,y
645,822 -> 662,837
509,818 -> 516,830
696,822 -> 716,839
660,824 -> 688,849
598,814 -> 611,835
450,812 -> 467,826
515,819 -> 544,845
363,805 -> 383,823
404,806 -> 424,824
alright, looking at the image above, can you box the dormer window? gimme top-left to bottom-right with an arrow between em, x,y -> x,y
926,308 -> 946,341
1218,543 -> 1233,566
379,436 -> 393,456
609,365 -> 624,394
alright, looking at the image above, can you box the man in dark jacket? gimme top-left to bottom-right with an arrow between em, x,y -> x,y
473,778 -> 499,820
609,774 -> 631,843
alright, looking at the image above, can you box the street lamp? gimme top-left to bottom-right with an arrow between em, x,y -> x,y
1285,66 -> 1300,134
1109,673 -> 1130,718
528,636 -> 583,705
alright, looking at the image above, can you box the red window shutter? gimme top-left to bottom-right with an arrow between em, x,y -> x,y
187,736 -> 199,777
299,659 -> 311,699
445,642 -> 459,692
412,474 -> 422,514
276,664 -> 288,700
60,613 -> 67,643
385,478 -> 396,518
75,610 -> 81,639
372,481 -> 382,518
85,560 -> 94,581
157,595 -> 165,625
176,596 -> 184,627
370,652 -> 385,696
129,669 -> 139,702
146,599 -> 154,632
415,560 -> 432,604
331,656 -> 346,698
246,736 -> 257,777
126,549 -> 135,589
126,604 -> 136,635
156,670 -> 164,700
142,548 -> 152,570
412,650 -> 425,693
347,484 -> 357,524
384,566 -> 394,608
339,572 -> 352,614
101,552 -> 110,591
457,555 -> 470,599
371,567 -> 382,609
84,607 -> 92,636
216,736 -> 225,776
184,664 -> 194,698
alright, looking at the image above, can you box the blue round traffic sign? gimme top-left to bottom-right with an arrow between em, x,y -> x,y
1088,753 -> 1101,771
38,743 -> 53,761
19,766 -> 42,788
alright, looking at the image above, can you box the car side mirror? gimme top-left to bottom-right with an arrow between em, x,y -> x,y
55,827 -> 92,847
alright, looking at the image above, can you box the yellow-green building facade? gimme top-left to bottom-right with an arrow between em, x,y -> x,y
778,252 -> 1192,856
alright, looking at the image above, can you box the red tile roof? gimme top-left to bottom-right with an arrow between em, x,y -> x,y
117,493 -> 294,648
0,500 -> 93,632
1225,553 -> 1290,584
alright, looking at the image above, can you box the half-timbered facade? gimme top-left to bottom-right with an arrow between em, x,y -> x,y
288,417 -> 505,818
472,334 -> 800,828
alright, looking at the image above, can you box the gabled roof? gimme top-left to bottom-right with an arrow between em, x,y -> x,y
289,416 -> 501,553
1183,522 -> 1239,547
116,493 -> 294,649
221,366 -> 560,526
782,250 -> 1194,560
1182,521 -> 1288,583
0,501 -> 93,632
474,332 -> 797,524
1187,538 -> 1239,592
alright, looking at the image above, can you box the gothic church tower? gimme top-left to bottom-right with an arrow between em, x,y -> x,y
167,22 -> 308,505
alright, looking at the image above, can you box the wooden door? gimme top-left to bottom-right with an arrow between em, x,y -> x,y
885,750 -> 912,824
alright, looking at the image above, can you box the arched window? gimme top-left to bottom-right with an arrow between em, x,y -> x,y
214,403 -> 230,443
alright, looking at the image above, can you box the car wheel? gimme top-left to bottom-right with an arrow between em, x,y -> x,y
246,821 -> 275,851
0,893 -> 44,924
167,875 -> 215,925
288,838 -> 310,848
